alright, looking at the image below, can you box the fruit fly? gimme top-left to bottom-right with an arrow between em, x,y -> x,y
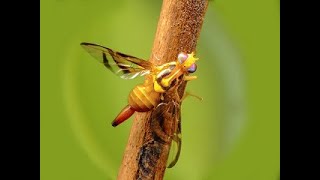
80,42 -> 199,168
80,42 -> 199,127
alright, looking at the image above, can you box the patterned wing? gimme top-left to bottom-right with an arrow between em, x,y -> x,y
80,42 -> 154,79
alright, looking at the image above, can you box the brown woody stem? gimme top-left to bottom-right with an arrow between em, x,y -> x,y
117,0 -> 209,179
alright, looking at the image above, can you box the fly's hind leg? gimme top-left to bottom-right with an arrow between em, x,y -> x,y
150,103 -> 172,143
166,101 -> 182,168
150,101 -> 180,144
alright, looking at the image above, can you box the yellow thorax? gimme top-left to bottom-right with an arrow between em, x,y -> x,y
153,52 -> 199,93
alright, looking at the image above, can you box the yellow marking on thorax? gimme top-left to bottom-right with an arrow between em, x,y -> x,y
161,69 -> 181,87
155,61 -> 176,71
154,81 -> 166,93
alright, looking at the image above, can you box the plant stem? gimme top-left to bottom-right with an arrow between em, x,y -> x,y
117,0 -> 209,179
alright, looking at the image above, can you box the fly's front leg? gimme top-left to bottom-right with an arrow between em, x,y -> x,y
184,75 -> 197,81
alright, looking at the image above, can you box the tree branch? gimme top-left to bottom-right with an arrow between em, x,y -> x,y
117,0 -> 209,179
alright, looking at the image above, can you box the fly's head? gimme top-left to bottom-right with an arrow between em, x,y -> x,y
177,52 -> 199,74
153,52 -> 199,93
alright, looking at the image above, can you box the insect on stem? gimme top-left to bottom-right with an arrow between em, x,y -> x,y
80,0 -> 209,179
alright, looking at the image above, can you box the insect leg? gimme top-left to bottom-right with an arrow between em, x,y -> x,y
150,103 -> 172,143
167,101 -> 182,168
184,75 -> 197,81
181,91 -> 203,101
149,101 -> 183,168
167,130 -> 181,168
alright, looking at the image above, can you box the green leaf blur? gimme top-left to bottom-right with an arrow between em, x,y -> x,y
40,0 -> 279,180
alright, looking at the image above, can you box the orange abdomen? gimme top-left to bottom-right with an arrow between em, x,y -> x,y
112,78 -> 160,127
128,84 -> 160,112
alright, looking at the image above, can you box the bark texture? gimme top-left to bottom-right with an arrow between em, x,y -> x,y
117,0 -> 209,179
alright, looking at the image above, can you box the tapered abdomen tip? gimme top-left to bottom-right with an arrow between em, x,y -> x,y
111,105 -> 135,127
111,122 -> 117,127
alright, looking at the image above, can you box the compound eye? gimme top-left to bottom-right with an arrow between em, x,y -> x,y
187,63 -> 197,73
178,52 -> 188,63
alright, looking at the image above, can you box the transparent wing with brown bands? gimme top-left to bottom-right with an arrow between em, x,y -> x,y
80,42 -> 154,79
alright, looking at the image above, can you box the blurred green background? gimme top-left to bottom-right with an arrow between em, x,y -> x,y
40,0 -> 279,179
